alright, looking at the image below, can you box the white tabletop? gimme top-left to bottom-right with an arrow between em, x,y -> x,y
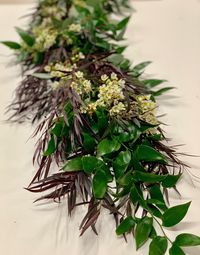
0,1 -> 200,255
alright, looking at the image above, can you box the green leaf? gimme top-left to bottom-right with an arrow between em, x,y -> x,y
63,157 -> 83,172
52,122 -> 63,137
175,233 -> 200,247
149,227 -> 157,239
1,41 -> 21,49
83,133 -> 97,153
15,27 -> 35,46
107,54 -> 124,65
116,216 -> 135,235
149,185 -> 168,211
116,123 -> 141,143
153,87 -> 175,96
133,61 -> 152,71
97,138 -> 121,157
115,150 -> 131,166
117,171 -> 133,186
82,156 -> 98,174
17,50 -> 29,62
169,245 -> 185,255
162,202 -> 191,227
117,16 -> 130,30
92,170 -> 108,198
33,52 -> 44,64
116,46 -> 127,54
31,73 -> 52,79
96,110 -> 108,135
130,183 -> 145,206
135,216 -> 153,250
143,79 -> 167,88
149,236 -> 168,255
133,171 -> 167,183
147,204 -> 162,219
113,150 -> 131,179
162,174 -> 182,188
135,145 -> 167,164
43,137 -> 56,156
146,199 -> 165,206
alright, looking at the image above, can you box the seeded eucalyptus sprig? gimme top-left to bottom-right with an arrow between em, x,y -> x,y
2,0 -> 200,254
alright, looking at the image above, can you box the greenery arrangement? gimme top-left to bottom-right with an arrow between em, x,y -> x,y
2,0 -> 200,254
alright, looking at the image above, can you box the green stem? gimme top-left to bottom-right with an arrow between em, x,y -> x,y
151,214 -> 173,244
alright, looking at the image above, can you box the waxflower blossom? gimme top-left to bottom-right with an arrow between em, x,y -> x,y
41,5 -> 65,20
101,74 -> 108,82
81,72 -> 126,116
97,72 -> 125,107
109,102 -> 126,116
136,95 -> 158,125
34,28 -> 58,51
69,24 -> 82,33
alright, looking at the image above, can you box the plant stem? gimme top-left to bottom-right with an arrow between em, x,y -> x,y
151,214 -> 173,244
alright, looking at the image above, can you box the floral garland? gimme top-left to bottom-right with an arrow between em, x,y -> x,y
2,0 -> 200,254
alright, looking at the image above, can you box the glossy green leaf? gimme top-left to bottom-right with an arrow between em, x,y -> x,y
136,145 -> 167,164
162,202 -> 191,227
33,51 -> 44,64
15,27 -> 35,46
135,216 -> 153,250
133,171 -> 167,183
31,73 -> 52,79
43,137 -> 56,156
52,122 -> 63,137
162,174 -> 182,188
175,233 -> 200,247
169,245 -> 185,255
130,183 -> 145,206
143,79 -> 167,88
133,61 -> 152,72
117,171 -> 132,186
149,236 -> 168,255
116,45 -> 127,54
147,204 -> 162,219
146,199 -> 165,206
115,150 -> 131,166
116,216 -> 135,235
83,133 -> 97,152
153,87 -> 175,97
117,16 -> 130,30
97,138 -> 120,157
149,185 -> 167,211
1,41 -> 21,49
149,227 -> 157,239
113,150 -> 131,179
82,156 -> 98,174
107,54 -> 124,65
63,157 -> 83,172
97,162 -> 113,182
92,170 -> 108,198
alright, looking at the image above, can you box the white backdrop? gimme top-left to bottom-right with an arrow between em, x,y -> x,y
0,1 -> 200,254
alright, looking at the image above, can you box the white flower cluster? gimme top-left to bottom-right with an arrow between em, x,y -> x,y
71,51 -> 85,62
98,73 -> 126,116
71,71 -> 92,95
44,61 -> 76,78
68,24 -> 82,33
34,28 -> 58,51
41,5 -> 65,20
136,95 -> 158,125
44,61 -> 92,94
80,73 -> 127,117
109,102 -> 126,116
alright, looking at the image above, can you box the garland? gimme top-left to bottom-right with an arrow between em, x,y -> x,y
2,0 -> 200,254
